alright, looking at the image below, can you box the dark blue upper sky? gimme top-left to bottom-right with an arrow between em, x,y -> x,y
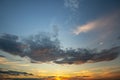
0,0 -> 120,49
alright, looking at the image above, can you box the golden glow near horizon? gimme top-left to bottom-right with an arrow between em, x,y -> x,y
55,76 -> 61,80
0,51 -> 120,79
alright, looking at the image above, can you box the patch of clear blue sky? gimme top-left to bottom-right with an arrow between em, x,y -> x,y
0,0 -> 120,49
0,0 -> 66,35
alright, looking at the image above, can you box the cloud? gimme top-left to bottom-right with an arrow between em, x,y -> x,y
54,46 -> 120,64
73,11 -> 120,35
0,33 -> 120,65
0,33 -> 24,56
73,21 -> 98,35
23,32 -> 60,62
0,69 -> 33,76
72,20 -> 101,35
64,0 -> 79,11
0,55 -> 5,58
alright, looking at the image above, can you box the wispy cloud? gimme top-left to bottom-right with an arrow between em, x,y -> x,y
73,21 -> 97,35
73,11 -> 120,35
64,0 -> 79,11
0,68 -> 33,79
0,69 -> 33,76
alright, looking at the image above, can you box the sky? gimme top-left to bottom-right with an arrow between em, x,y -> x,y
0,0 -> 120,80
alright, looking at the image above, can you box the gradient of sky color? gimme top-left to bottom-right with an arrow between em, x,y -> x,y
0,0 -> 120,79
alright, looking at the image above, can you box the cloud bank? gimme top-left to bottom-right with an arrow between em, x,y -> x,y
54,46 -> 120,64
0,33 -> 120,65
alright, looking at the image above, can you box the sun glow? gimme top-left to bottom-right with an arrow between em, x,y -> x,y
55,76 -> 61,80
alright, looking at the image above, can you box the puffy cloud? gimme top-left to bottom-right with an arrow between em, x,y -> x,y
23,32 -> 60,62
0,33 -> 120,65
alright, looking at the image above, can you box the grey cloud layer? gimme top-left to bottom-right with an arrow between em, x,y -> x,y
54,46 -> 120,64
0,33 -> 120,65
0,69 -> 33,76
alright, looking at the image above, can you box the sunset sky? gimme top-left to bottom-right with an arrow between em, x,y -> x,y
0,0 -> 120,79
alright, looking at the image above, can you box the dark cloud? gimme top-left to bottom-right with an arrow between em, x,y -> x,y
91,46 -> 120,62
23,32 -> 60,62
0,33 -> 24,56
0,69 -> 33,76
54,47 -> 120,64
0,55 -> 5,57
0,33 -> 120,65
